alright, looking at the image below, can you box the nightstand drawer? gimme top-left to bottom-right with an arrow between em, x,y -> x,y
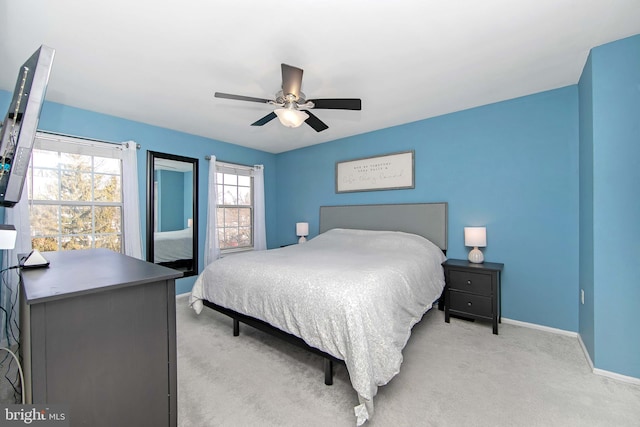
449,291 -> 492,317
443,259 -> 503,334
448,270 -> 492,295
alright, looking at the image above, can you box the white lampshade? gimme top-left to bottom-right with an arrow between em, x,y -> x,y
464,227 -> 486,264
275,108 -> 309,128
0,224 -> 17,250
296,222 -> 309,236
464,227 -> 486,247
296,222 -> 309,244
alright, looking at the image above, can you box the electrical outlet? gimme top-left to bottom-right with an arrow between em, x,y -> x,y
581,289 -> 585,305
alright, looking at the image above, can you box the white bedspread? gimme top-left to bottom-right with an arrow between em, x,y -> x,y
154,228 -> 192,263
190,228 -> 446,425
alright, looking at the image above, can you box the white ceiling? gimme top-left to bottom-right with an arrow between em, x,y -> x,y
2,1 -> 639,154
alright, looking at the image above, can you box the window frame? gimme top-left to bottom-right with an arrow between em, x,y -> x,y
216,161 -> 255,254
27,132 -> 125,253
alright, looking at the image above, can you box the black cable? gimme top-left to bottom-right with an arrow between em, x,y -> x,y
0,268 -> 20,352
7,271 -> 20,346
0,268 -> 18,347
0,270 -> 9,347
0,306 -> 11,366
0,266 -> 22,403
0,269 -> 15,355
3,354 -> 21,403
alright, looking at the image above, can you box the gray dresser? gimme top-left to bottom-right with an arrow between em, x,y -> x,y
19,248 -> 182,427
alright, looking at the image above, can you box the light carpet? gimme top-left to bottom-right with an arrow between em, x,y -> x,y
176,294 -> 640,426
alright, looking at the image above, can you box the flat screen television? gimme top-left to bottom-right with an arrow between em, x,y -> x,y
0,45 -> 55,207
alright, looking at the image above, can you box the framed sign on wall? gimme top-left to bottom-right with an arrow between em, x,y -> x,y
335,150 -> 415,193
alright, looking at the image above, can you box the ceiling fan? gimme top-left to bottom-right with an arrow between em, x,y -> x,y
214,63 -> 361,132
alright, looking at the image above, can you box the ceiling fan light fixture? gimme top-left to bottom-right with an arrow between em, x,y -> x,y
215,64 -> 360,132
274,107 -> 309,128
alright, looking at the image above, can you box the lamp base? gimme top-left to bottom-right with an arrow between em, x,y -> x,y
468,247 -> 484,263
298,236 -> 307,244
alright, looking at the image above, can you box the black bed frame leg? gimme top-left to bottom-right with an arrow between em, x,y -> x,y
324,358 -> 333,385
233,319 -> 239,336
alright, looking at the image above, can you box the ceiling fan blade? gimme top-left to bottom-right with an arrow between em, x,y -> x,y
281,64 -> 304,99
251,112 -> 277,126
309,98 -> 362,110
215,92 -> 273,104
304,111 -> 329,132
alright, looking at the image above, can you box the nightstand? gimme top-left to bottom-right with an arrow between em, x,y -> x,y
443,259 -> 503,334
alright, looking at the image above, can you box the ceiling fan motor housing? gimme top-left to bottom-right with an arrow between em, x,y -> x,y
214,63 -> 360,132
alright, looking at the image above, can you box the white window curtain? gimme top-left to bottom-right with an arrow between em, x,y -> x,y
204,158 -> 267,265
121,141 -> 142,259
1,179 -> 30,347
204,155 -> 220,266
0,135 -> 142,345
252,164 -> 266,251
32,133 -> 142,258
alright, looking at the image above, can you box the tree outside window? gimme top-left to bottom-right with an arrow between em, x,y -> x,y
216,168 -> 253,251
28,148 -> 123,252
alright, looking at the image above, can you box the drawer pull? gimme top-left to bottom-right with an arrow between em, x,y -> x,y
467,302 -> 472,307
466,280 -> 472,285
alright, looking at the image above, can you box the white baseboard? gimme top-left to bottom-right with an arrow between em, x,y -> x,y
576,335 -> 640,385
503,317 -> 640,386
592,368 -> 640,385
501,317 -> 578,337
577,333 -> 595,371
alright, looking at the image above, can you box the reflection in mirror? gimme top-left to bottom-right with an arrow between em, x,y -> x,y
147,151 -> 198,277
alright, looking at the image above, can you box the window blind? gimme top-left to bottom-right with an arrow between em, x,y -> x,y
216,161 -> 254,176
34,131 -> 124,159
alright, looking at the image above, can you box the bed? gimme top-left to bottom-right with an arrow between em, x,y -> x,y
154,228 -> 193,267
189,202 -> 447,425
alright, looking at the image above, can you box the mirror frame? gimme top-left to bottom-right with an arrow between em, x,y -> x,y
146,150 -> 199,277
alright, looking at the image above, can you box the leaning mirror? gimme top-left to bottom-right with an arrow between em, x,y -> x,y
147,151 -> 198,277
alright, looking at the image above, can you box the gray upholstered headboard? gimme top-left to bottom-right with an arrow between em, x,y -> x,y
319,202 -> 448,251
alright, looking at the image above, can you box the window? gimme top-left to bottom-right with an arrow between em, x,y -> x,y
216,162 -> 253,251
28,134 -> 124,252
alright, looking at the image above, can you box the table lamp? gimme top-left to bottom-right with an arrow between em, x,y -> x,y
296,222 -> 309,244
464,226 -> 486,264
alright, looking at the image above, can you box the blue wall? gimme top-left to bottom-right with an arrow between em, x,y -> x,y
581,34 -> 640,378
184,170 -> 193,229
0,93 -> 277,295
277,86 -> 580,332
3,35 -> 638,379
157,169 -> 185,231
578,53 -> 595,362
